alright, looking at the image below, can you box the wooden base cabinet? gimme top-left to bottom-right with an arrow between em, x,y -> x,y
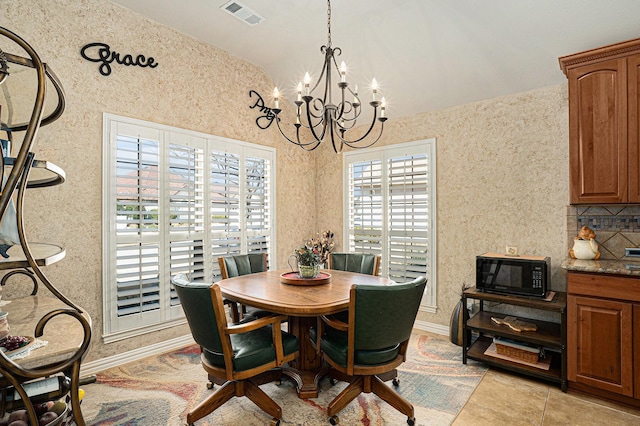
636,305 -> 640,399
567,294 -> 633,396
567,272 -> 640,404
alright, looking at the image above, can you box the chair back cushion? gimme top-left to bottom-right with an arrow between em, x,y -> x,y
221,253 -> 267,278
354,276 -> 427,350
330,252 -> 378,275
172,274 -> 224,353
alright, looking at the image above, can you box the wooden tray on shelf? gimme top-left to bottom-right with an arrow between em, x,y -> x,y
280,271 -> 332,286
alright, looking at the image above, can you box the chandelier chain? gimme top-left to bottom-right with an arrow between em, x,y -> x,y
327,0 -> 331,47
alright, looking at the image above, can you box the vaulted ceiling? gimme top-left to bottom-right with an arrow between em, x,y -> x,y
110,0 -> 640,119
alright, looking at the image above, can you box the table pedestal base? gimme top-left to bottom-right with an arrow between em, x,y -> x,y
286,316 -> 326,398
281,365 -> 328,399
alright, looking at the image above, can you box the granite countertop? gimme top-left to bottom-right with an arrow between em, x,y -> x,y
561,258 -> 640,276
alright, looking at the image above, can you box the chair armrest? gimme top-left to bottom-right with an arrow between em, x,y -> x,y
225,313 -> 289,366
319,314 -> 348,332
225,314 -> 288,335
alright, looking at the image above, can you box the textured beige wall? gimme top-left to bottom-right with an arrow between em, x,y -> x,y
0,0 -> 316,362
316,86 -> 570,327
1,0 -> 570,362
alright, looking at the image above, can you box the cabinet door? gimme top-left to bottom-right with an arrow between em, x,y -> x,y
629,54 -> 640,202
568,294 -> 633,396
568,58 -> 628,204
635,304 -> 640,399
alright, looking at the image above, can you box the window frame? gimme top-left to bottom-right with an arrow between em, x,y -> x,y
102,113 -> 276,342
342,138 -> 437,311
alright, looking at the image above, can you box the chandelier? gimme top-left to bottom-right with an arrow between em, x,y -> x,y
270,0 -> 387,153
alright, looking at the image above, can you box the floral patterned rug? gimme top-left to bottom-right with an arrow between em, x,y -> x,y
80,333 -> 486,425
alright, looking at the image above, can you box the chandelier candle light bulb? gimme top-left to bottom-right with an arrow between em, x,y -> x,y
273,87 -> 279,109
381,97 -> 386,118
304,72 -> 311,96
340,61 -> 347,83
372,78 -> 378,102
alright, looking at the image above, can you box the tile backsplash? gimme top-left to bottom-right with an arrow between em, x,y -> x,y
567,205 -> 640,260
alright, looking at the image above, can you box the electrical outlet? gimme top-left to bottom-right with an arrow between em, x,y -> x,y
505,246 -> 518,256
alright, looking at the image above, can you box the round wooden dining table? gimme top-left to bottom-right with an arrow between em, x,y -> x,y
218,268 -> 394,398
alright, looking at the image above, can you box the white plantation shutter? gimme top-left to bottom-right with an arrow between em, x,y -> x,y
388,154 -> 429,281
210,150 -> 242,279
344,139 -> 436,309
114,130 -> 162,323
245,154 -> 271,254
104,115 -> 276,339
347,159 -> 383,256
167,138 -> 206,307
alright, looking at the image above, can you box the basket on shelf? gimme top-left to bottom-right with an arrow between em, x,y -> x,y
493,337 -> 540,364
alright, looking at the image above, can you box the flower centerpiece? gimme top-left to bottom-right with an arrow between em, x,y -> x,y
295,245 -> 321,278
307,230 -> 335,265
294,231 -> 336,278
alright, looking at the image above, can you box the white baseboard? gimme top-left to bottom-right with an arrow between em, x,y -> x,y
80,335 -> 195,378
414,319 -> 449,336
80,321 -> 450,377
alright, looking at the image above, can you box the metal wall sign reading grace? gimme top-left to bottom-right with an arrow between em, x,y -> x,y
80,42 -> 158,76
249,90 -> 278,129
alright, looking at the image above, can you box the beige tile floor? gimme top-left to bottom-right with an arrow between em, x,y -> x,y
453,369 -> 640,425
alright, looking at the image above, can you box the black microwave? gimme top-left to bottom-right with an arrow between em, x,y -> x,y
476,253 -> 549,297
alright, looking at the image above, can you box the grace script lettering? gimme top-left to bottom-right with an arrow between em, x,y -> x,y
80,42 -> 158,76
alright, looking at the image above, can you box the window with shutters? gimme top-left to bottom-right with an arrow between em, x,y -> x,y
103,114 -> 276,340
344,139 -> 436,310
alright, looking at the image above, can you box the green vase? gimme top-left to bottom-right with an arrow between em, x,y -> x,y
299,265 -> 318,278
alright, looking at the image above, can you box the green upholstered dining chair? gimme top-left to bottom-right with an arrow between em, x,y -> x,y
326,252 -> 381,323
327,252 -> 381,276
315,276 -> 427,426
172,273 -> 299,426
218,253 -> 269,321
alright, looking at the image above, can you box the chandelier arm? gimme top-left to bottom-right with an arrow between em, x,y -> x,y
309,98 -> 326,120
329,119 -> 344,153
273,114 -> 322,150
336,105 -> 380,145
339,102 -> 362,126
303,99 -> 329,143
310,46 -> 331,95
341,121 -> 385,149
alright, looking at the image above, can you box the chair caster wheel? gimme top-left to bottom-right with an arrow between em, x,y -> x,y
206,381 -> 214,389
329,415 -> 339,425
392,377 -> 400,387
329,378 -> 337,386
407,416 -> 415,425
275,379 -> 282,386
270,418 -> 280,426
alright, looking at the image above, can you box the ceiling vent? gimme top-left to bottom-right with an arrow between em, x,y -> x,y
220,1 -> 264,26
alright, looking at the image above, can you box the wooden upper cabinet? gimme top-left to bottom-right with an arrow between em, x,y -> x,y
568,59 -> 627,203
560,39 -> 640,204
629,54 -> 640,202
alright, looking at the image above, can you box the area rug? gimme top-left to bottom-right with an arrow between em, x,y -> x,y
80,333 -> 486,425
